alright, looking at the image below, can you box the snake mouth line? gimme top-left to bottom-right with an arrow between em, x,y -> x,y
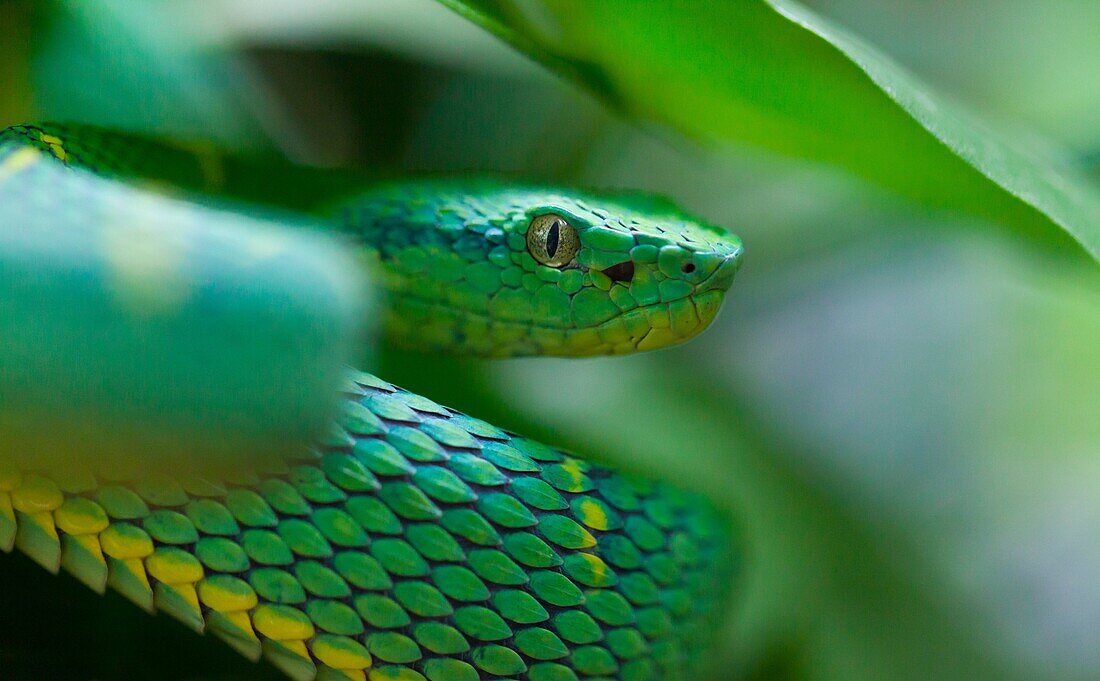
388,289 -> 690,331
384,250 -> 737,333
382,288 -> 717,338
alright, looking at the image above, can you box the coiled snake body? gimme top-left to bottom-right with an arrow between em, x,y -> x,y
0,124 -> 743,681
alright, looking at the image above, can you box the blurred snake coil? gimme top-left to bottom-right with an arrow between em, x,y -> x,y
0,124 -> 744,681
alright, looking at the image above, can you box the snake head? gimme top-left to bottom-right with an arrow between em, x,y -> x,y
337,179 -> 743,357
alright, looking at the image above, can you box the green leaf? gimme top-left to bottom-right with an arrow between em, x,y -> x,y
0,144 -> 371,478
438,0 -> 1100,261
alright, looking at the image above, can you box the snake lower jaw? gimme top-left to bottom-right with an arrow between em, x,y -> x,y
626,250 -> 739,352
631,290 -> 726,353
383,291 -> 727,358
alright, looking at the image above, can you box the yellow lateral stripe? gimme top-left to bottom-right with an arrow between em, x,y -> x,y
37,132 -> 68,161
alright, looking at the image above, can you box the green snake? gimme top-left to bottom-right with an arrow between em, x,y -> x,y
0,123 -> 744,681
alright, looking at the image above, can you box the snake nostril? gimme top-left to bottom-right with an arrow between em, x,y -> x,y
602,261 -> 635,283
681,263 -> 696,274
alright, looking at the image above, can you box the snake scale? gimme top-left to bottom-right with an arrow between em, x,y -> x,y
0,123 -> 744,681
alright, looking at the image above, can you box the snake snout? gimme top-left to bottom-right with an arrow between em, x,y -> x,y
714,247 -> 743,287
693,244 -> 743,294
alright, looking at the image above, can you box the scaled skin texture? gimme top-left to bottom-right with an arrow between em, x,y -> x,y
0,124 -> 744,681
0,374 -> 735,681
334,180 -> 743,357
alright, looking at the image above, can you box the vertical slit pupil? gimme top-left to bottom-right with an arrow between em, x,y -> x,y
546,220 -> 561,258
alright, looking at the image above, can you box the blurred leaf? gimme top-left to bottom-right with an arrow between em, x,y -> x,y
29,0 -> 270,147
0,3 -> 34,127
700,230 -> 1100,679
438,0 -> 1100,262
802,0 -> 1100,153
175,0 -> 542,78
0,142 -> 371,477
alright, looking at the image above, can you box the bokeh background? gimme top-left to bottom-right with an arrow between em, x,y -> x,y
0,1 -> 1098,679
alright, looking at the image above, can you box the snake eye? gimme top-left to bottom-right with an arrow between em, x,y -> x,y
526,213 -> 579,268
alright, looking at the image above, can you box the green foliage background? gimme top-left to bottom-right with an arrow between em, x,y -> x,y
0,1 -> 1098,679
